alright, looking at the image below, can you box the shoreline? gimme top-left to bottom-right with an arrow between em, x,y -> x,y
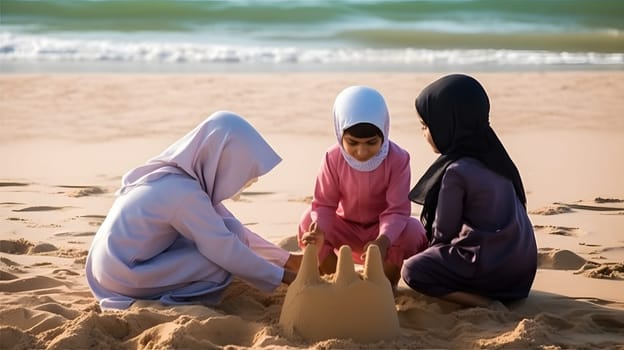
2,61 -> 624,75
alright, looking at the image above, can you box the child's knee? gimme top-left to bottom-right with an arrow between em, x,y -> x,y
400,256 -> 426,287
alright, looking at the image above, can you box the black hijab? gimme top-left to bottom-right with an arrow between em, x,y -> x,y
408,74 -> 527,240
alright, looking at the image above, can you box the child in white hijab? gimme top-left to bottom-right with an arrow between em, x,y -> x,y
86,111 -> 301,309
299,86 -> 428,287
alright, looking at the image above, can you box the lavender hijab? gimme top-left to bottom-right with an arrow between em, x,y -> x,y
333,85 -> 390,172
117,111 -> 281,204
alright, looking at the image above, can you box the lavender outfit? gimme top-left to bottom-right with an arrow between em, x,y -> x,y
86,111 -> 289,309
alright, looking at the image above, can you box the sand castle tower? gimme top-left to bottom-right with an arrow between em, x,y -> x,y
279,244 -> 400,342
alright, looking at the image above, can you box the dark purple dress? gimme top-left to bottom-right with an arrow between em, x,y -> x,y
401,158 -> 537,301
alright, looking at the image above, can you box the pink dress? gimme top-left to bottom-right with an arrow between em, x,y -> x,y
298,141 -> 428,267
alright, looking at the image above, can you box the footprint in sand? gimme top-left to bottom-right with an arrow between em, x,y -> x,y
29,243 -> 59,254
33,303 -> 81,320
529,204 -> 573,215
6,217 -> 27,222
54,231 -> 96,238
12,206 -> 67,212
52,268 -> 80,277
594,197 -> 624,204
0,256 -> 21,267
230,190 -> 275,202
0,182 -> 29,187
533,225 -> 580,237
0,239 -> 59,255
0,239 -> 33,254
288,196 -> 313,204
585,245 -> 624,264
537,248 -> 586,270
76,214 -> 106,227
57,185 -> 107,197
587,245 -> 624,256
554,201 -> 624,212
0,275 -> 67,293
575,262 -> 624,280
591,314 -> 624,332
0,270 -> 19,280
578,242 -> 601,247
539,248 -> 624,280
530,198 -> 624,215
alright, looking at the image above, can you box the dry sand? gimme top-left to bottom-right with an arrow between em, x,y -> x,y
1,72 -> 623,349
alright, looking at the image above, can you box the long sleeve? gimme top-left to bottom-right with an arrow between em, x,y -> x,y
170,191 -> 283,292
214,203 -> 289,266
311,152 -> 341,234
378,150 -> 412,243
432,165 -> 465,245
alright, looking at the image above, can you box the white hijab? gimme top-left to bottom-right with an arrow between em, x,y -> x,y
333,86 -> 390,172
117,111 -> 281,204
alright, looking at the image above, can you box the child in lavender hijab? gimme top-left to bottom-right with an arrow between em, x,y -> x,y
402,74 -> 537,308
299,86 -> 428,287
86,111 -> 301,309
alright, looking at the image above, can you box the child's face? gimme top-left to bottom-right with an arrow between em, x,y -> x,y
342,134 -> 382,162
419,117 -> 439,154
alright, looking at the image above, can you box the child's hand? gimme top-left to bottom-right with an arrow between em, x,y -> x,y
282,269 -> 297,285
361,235 -> 390,262
300,222 -> 324,247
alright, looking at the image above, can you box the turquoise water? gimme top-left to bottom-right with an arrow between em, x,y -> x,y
1,0 -> 623,72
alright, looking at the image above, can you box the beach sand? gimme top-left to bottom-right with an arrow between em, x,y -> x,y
1,72 -> 623,349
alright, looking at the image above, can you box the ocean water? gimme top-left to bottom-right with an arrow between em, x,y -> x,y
1,0 -> 623,72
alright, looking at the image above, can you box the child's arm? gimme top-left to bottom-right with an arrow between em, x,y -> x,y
282,269 -> 297,285
310,152 -> 341,234
361,234 -> 390,262
431,165 -> 465,245
171,190 -> 284,292
378,147 -> 412,244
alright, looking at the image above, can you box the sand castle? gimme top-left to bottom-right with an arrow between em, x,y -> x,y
279,244 -> 400,343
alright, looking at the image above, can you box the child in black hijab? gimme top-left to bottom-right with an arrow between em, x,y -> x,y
402,74 -> 537,308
